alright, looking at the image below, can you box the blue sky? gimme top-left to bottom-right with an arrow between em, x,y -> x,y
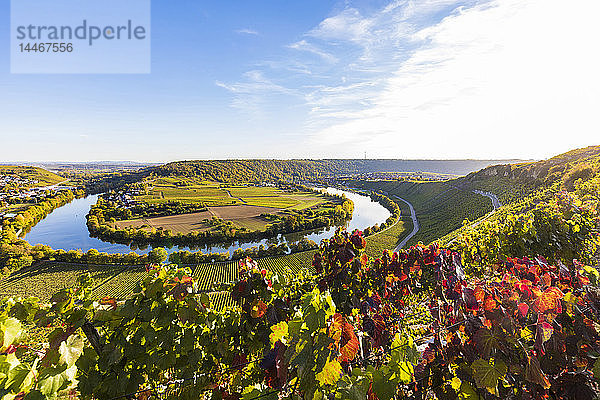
1,0 -> 599,162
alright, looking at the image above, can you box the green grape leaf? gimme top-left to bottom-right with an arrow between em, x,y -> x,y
269,322 -> 288,346
5,362 -> 36,393
372,369 -> 397,400
593,358 -> 600,380
1,318 -> 22,351
471,358 -> 506,393
458,381 -> 482,400
59,334 -> 84,367
23,390 -> 45,400
474,328 -> 502,358
37,366 -> 68,396
397,361 -> 414,383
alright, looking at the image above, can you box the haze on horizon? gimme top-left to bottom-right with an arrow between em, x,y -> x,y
1,0 -> 599,163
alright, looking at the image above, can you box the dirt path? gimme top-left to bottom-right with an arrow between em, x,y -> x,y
223,188 -> 247,204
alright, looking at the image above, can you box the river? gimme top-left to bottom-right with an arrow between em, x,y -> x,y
23,188 -> 390,256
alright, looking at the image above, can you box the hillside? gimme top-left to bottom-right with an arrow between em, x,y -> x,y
150,159 -> 516,183
459,144 -> 600,202
0,165 -> 65,187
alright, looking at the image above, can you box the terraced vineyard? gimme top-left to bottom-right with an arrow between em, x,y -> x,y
90,267 -> 149,299
257,250 -> 316,277
192,261 -> 239,291
191,250 -> 318,311
0,262 -> 147,301
352,180 -> 494,246
364,217 -> 410,257
208,291 -> 236,311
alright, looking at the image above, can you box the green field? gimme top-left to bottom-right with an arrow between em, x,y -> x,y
0,165 -> 65,187
138,178 -> 329,210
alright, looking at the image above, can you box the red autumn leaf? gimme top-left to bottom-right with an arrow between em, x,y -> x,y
328,313 -> 359,362
518,303 -> 529,317
170,276 -> 193,301
339,322 -> 359,362
251,300 -> 267,318
473,286 -> 485,302
329,313 -> 344,343
100,297 -> 117,310
483,296 -> 497,312
541,273 -> 552,287
422,346 -> 435,363
515,280 -> 533,298
534,287 -> 564,313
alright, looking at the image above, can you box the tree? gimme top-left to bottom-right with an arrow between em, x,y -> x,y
148,247 -> 168,264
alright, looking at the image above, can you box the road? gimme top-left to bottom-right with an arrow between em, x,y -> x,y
393,195 -> 420,250
472,189 -> 501,209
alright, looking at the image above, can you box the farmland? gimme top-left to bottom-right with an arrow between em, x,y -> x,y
137,177 -> 328,210
111,178 -> 337,233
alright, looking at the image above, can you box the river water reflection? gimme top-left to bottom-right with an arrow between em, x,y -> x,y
23,188 -> 390,255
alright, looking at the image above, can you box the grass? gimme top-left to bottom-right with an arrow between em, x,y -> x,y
0,165 -> 65,187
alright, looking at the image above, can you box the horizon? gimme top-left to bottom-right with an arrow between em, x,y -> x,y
1,157 -> 534,165
2,0 -> 600,161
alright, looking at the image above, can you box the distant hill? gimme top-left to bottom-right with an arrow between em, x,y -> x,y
0,165 -> 65,187
151,159 -> 522,183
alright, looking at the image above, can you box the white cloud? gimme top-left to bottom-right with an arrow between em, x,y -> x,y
216,70 -> 298,118
288,40 -> 338,63
235,28 -> 259,35
218,0 -> 600,159
308,8 -> 373,44
308,0 -> 600,159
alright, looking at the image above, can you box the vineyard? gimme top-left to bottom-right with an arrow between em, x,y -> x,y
352,180 -> 495,245
364,216 -> 411,257
1,146 -> 600,399
0,262 -> 148,301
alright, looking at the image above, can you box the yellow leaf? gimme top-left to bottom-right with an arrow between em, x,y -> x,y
451,376 -> 462,390
269,322 -> 288,346
315,358 -> 342,386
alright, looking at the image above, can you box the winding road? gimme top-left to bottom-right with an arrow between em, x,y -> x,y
472,189 -> 501,210
393,195 -> 420,250
385,187 -> 500,250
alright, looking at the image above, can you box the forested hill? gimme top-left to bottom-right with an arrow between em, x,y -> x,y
151,159 -> 515,183
455,145 -> 600,203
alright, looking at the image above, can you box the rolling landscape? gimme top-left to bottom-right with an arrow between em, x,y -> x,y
1,146 -> 600,399
2,0 -> 600,399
